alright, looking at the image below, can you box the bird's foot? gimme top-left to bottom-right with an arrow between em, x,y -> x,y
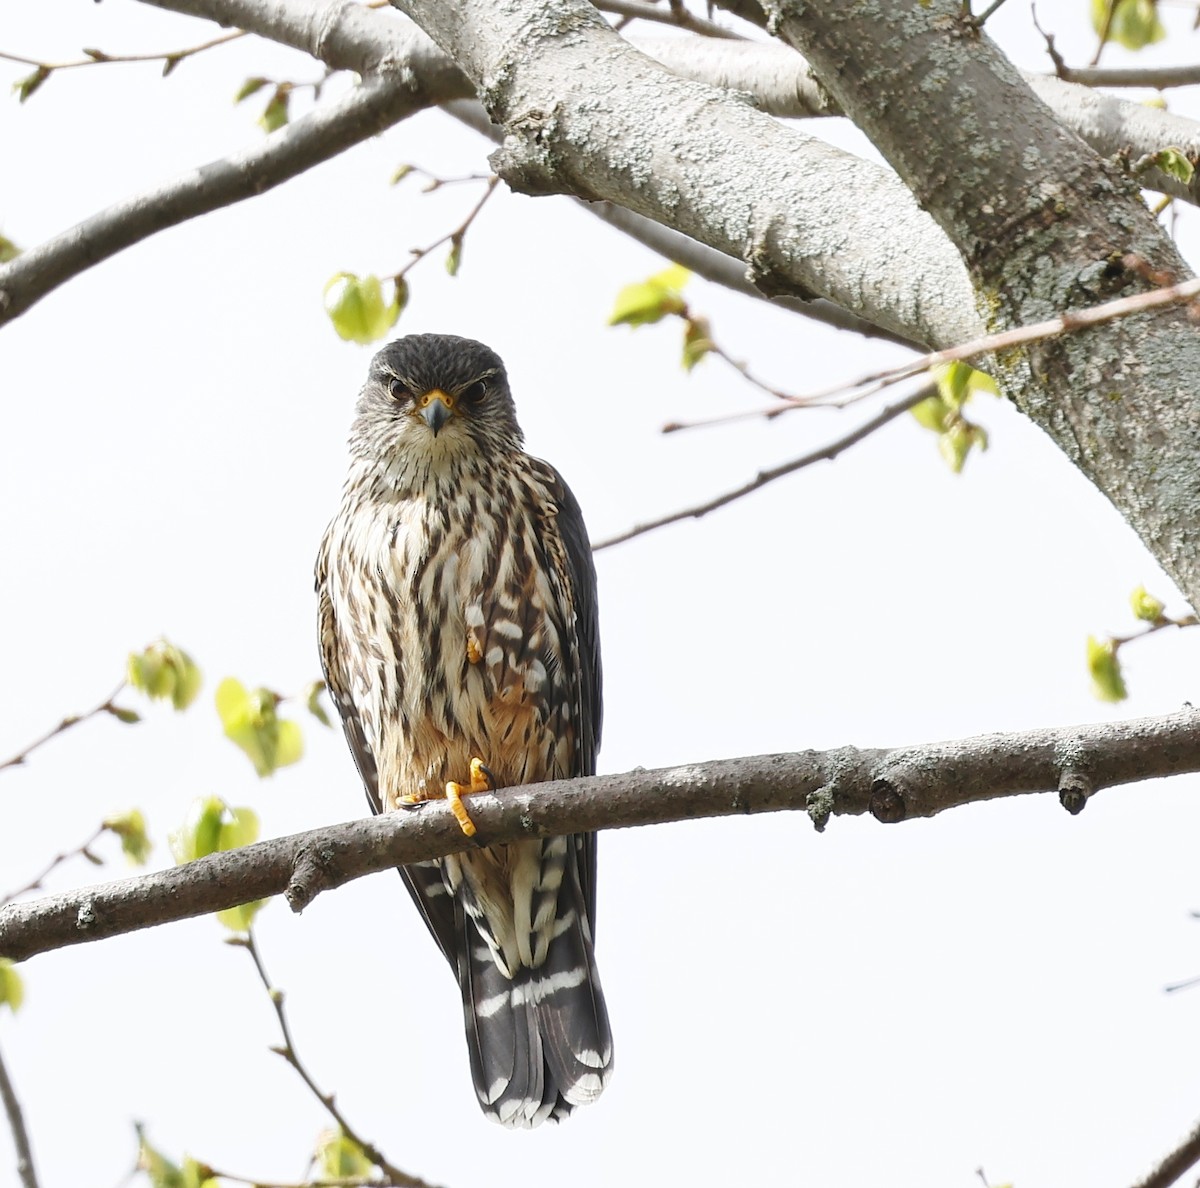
445,757 -> 494,838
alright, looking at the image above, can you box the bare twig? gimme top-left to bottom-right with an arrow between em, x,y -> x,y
0,1039 -> 38,1188
392,175 -> 499,281
1130,1117 -> 1200,1188
0,683 -> 128,773
0,827 -> 106,909
715,266 -> 1200,420
592,384 -> 931,550
597,269 -> 1199,547
594,0 -> 743,38
237,930 -> 432,1188
1056,64 -> 1200,89
4,707 -> 1200,963
0,64 -> 467,326
0,30 -> 245,75
204,1173 -> 382,1188
1090,0 -> 1118,67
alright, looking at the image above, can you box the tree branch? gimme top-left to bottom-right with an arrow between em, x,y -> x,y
0,1040 -> 38,1188
764,0 -> 1200,616
0,65 -> 463,326
3,708 -> 1200,963
1056,64 -> 1200,90
590,383 -> 932,549
442,98 -> 921,348
392,0 -> 980,348
1131,1117 -> 1200,1188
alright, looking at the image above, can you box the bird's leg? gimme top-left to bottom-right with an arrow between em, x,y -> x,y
445,757 -> 494,838
399,759 -> 493,838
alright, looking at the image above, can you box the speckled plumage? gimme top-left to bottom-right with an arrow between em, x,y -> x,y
316,334 -> 612,1127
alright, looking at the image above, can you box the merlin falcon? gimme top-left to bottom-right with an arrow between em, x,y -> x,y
316,333 -> 613,1126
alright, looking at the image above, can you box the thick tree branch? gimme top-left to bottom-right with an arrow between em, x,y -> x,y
0,62 -> 465,325
3,709 -> 1200,963
390,0 -> 978,348
764,0 -> 1200,616
443,98 -> 920,349
637,35 -> 1200,205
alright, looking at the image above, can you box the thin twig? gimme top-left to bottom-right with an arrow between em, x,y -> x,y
204,1172 -> 382,1188
393,175 -> 499,281
0,66 -> 462,327
1130,1117 -> 1200,1188
1056,63 -> 1200,89
591,384 -> 932,550
0,30 -> 244,74
0,827 -> 106,909
1090,0 -> 1118,67
0,1039 -> 38,1188
238,930 -> 435,1188
739,268 -> 1200,419
971,0 -> 1011,25
594,0 -> 743,38
0,683 -> 128,773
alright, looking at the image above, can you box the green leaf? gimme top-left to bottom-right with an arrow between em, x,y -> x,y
390,163 -> 414,185
445,234 -> 463,277
259,86 -> 290,134
933,360 -> 997,408
608,263 -> 691,328
681,317 -> 714,372
937,420 -> 988,473
127,640 -> 202,710
1087,635 -> 1128,702
169,796 -> 223,864
233,76 -> 270,103
910,393 -> 952,432
103,808 -> 152,865
1130,584 -> 1166,623
316,1128 -> 374,1180
0,959 -> 24,1014
169,799 -> 268,932
135,1127 -> 220,1188
0,234 -> 20,264
13,66 -> 50,103
107,705 -> 142,725
323,272 -> 404,345
216,678 -> 304,776
1153,147 -> 1194,184
216,897 -> 267,933
1091,0 -> 1166,50
303,679 -> 333,728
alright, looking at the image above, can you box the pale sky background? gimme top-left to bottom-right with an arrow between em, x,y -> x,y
4,3 -> 1200,1187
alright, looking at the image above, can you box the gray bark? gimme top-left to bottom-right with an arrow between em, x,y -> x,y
2,707 -> 1199,963
761,0 -> 1200,612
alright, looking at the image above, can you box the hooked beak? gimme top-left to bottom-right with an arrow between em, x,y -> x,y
418,390 -> 455,435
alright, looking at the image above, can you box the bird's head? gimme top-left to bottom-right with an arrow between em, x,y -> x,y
349,334 -> 523,476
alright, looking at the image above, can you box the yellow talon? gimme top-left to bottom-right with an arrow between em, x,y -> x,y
466,629 -> 483,665
445,758 -> 494,838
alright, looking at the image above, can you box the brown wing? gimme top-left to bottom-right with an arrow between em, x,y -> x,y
315,530 -> 459,965
530,458 -> 603,930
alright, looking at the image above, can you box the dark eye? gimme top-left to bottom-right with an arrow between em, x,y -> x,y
461,379 -> 488,405
388,380 -> 412,403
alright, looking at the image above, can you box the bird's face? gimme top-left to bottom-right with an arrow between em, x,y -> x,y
349,334 -> 524,477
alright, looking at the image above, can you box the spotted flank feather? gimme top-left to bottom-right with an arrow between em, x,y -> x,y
317,334 -> 613,1126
